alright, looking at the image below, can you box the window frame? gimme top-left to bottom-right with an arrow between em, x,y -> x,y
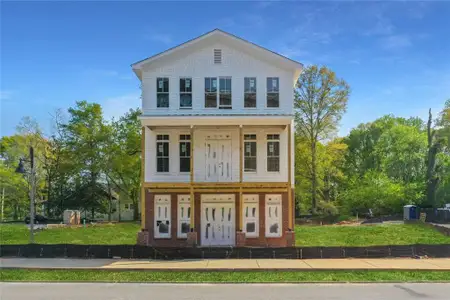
156,77 -> 170,108
265,195 -> 282,238
243,195 -> 259,238
179,134 -> 191,173
266,77 -> 279,108
267,134 -> 280,172
244,134 -> 257,173
244,77 -> 257,108
204,77 -> 218,108
156,134 -> 170,173
154,195 -> 171,239
179,77 -> 192,109
219,77 -> 232,109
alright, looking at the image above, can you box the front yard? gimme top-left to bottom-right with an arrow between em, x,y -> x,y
2,222 -> 449,246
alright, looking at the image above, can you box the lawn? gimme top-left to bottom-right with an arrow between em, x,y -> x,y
1,222 -> 449,246
295,223 -> 450,247
2,269 -> 450,282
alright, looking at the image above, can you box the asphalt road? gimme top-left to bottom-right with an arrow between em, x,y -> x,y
1,283 -> 450,300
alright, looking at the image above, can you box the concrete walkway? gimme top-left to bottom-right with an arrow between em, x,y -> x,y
2,258 -> 450,271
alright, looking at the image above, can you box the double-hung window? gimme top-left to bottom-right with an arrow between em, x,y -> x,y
244,77 -> 256,108
180,78 -> 192,108
267,134 -> 280,172
205,77 -> 218,107
179,134 -> 191,173
244,134 -> 257,172
156,134 -> 169,172
219,77 -> 232,109
266,77 -> 279,108
156,78 -> 169,108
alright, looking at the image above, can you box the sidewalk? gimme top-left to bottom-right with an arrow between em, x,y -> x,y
2,258 -> 450,271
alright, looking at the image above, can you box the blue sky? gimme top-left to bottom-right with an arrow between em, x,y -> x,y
1,1 -> 449,137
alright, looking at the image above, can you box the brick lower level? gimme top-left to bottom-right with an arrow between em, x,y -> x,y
137,189 -> 295,247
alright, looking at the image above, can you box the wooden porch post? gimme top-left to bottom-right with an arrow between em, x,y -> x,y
287,124 -> 293,229
239,125 -> 243,231
190,125 -> 195,230
141,126 -> 146,229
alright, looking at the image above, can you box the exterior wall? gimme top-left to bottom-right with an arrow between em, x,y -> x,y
145,126 -> 290,183
143,189 -> 292,247
141,43 -> 295,116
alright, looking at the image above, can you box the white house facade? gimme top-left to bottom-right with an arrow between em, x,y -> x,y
134,29 -> 302,247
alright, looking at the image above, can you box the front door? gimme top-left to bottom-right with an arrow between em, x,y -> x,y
205,138 -> 232,182
201,194 -> 235,246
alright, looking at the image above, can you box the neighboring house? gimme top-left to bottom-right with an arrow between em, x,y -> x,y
133,29 -> 302,247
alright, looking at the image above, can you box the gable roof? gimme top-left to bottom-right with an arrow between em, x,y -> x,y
131,28 -> 303,80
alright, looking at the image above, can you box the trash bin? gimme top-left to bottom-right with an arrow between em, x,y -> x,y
403,205 -> 417,220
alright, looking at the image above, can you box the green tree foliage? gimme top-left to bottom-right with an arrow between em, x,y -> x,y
294,65 -> 350,211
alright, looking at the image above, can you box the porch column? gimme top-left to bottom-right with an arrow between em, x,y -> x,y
239,125 -> 243,231
287,124 -> 293,230
190,125 -> 195,230
140,126 -> 146,230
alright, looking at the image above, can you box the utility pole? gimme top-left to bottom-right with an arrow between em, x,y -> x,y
1,186 -> 5,222
29,146 -> 35,244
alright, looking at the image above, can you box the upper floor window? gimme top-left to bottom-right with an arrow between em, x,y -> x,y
156,134 -> 169,172
179,134 -> 191,173
266,77 -> 279,108
156,78 -> 169,108
180,78 -> 192,109
205,77 -> 217,108
244,77 -> 256,108
219,77 -> 232,109
267,134 -> 280,172
244,134 -> 257,172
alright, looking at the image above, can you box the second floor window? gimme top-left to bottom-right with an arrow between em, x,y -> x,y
219,77 -> 232,109
179,134 -> 191,172
156,78 -> 169,108
267,134 -> 280,172
244,134 -> 257,172
267,77 -> 279,108
205,77 -> 217,108
244,77 -> 256,108
180,78 -> 192,108
156,134 -> 169,172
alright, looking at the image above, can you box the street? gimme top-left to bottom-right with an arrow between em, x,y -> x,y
1,282 -> 450,300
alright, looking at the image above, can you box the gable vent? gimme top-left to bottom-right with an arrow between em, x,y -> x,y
214,49 -> 222,64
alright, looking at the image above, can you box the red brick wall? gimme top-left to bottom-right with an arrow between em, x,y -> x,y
143,190 -> 294,247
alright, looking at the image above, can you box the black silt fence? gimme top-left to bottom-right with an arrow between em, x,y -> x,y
1,244 -> 449,259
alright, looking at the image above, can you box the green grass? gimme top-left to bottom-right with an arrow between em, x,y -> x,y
2,269 -> 449,282
1,223 -> 140,245
295,223 -> 450,247
1,222 -> 449,247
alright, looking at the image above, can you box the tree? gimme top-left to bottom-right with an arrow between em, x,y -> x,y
105,108 -> 142,220
62,101 -> 112,218
294,65 -> 350,212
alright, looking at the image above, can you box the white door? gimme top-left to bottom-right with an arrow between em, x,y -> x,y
201,194 -> 235,246
205,138 -> 232,182
218,140 -> 231,182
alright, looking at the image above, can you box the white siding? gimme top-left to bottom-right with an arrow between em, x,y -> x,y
145,126 -> 289,183
141,43 -> 294,116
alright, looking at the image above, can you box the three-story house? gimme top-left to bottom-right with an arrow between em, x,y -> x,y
133,29 -> 302,247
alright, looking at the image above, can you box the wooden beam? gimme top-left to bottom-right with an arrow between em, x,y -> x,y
190,126 -> 195,230
143,182 -> 290,188
287,124 -> 293,230
140,126 -> 146,230
239,125 -> 243,231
